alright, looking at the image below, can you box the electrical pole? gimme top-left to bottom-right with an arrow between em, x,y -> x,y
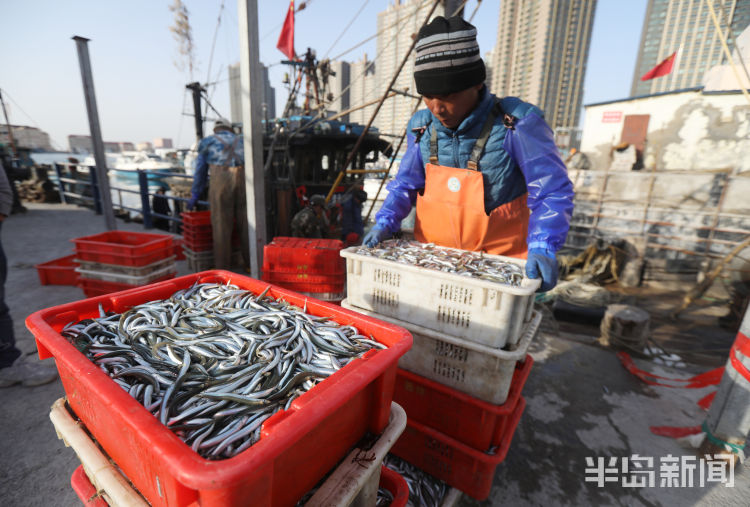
186,82 -> 205,142
0,90 -> 18,159
73,36 -> 117,231
238,0 -> 267,277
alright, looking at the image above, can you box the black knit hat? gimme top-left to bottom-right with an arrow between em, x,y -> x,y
414,16 -> 486,96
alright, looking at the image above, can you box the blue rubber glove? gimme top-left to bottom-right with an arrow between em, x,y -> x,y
363,227 -> 390,248
525,248 -> 558,292
186,193 -> 199,211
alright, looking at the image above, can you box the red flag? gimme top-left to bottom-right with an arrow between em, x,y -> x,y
640,51 -> 677,81
276,0 -> 295,60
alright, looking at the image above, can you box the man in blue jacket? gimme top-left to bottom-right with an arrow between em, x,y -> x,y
363,16 -> 574,292
187,118 -> 249,270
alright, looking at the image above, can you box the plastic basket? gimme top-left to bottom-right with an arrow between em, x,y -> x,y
63,403 -> 407,507
262,270 -> 346,285
35,254 -> 79,286
73,231 -> 173,257
182,236 -> 213,252
27,271 -> 412,507
75,256 -> 176,277
379,466 -> 409,507
340,246 -> 539,348
78,273 -> 176,298
172,239 -> 186,261
390,397 -> 526,501
263,237 -> 345,275
75,244 -> 175,267
182,246 -> 214,259
182,227 -> 213,241
76,262 -> 176,285
341,301 -> 540,405
394,356 -> 532,451
181,210 -> 211,227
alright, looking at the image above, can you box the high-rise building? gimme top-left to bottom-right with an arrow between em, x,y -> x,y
631,0 -> 750,96
324,60 -> 351,121
489,0 -> 597,130
228,62 -> 276,124
372,0 -> 432,136
349,54 -> 378,126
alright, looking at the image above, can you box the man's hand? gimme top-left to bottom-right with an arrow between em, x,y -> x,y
186,194 -> 199,211
362,227 -> 390,248
525,248 -> 558,292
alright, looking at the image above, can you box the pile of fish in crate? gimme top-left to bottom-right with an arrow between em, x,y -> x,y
28,271 -> 414,506
72,231 -> 177,297
262,237 -> 347,304
341,239 -> 541,501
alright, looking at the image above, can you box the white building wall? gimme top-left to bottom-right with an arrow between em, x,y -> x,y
580,89 -> 750,172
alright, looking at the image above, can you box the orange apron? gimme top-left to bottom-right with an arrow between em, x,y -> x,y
414,101 -> 529,257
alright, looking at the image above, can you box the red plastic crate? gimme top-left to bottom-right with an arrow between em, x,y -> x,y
260,279 -> 346,295
182,235 -> 213,252
35,254 -> 79,286
182,227 -> 213,241
262,270 -> 345,285
172,239 -> 186,261
75,244 -> 175,267
379,466 -> 409,507
263,237 -> 345,275
73,231 -> 172,257
26,271 -> 412,507
78,273 -> 176,298
393,356 -> 533,451
181,210 -> 211,227
390,397 -> 525,501
70,466 -> 109,507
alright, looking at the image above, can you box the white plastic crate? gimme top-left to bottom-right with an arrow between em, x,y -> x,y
76,262 -> 176,285
342,300 -> 540,405
340,246 -> 539,348
75,255 -> 176,277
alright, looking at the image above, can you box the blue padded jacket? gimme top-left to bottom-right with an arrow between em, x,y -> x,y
374,87 -> 574,253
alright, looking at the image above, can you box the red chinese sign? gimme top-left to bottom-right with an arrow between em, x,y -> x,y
602,111 -> 623,123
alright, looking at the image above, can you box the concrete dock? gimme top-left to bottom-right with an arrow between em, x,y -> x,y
0,203 -> 746,506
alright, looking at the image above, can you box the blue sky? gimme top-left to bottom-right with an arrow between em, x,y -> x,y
0,0 -> 647,151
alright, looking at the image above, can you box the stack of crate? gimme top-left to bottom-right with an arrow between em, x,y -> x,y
28,271 -> 414,506
262,237 -> 346,303
180,211 -> 214,271
340,245 -> 541,501
72,231 -> 177,297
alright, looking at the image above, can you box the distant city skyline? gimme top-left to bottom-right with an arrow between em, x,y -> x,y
1,1 -> 648,151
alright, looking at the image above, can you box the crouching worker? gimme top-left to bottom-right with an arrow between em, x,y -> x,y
291,194 -> 329,239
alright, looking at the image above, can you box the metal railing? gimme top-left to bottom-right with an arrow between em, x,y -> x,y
51,163 -> 208,230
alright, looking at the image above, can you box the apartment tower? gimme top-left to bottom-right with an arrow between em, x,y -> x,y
228,63 -> 276,124
373,0 -> 434,136
631,0 -> 750,96
489,0 -> 597,130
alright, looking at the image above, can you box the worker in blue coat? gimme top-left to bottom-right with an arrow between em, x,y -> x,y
363,16 -> 574,291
